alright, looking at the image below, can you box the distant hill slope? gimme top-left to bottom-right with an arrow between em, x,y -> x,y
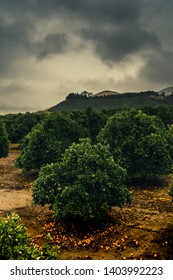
94,90 -> 120,96
158,87 -> 173,96
47,89 -> 173,112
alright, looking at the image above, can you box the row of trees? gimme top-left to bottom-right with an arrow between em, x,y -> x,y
1,106 -> 173,144
0,120 -> 9,158
0,112 -> 45,143
16,109 -> 173,179
1,108 -> 173,225
15,109 -> 173,224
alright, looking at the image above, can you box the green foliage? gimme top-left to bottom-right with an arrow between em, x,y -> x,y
16,113 -> 85,172
98,109 -> 173,180
85,107 -> 107,142
166,124 -> 173,161
1,112 -> 45,143
69,108 -> 107,143
0,214 -> 58,260
0,120 -> 9,158
168,184 -> 173,202
141,106 -> 173,125
33,139 -> 130,224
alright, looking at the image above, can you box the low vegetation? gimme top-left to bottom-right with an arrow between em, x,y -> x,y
0,214 -> 58,260
33,139 -> 130,224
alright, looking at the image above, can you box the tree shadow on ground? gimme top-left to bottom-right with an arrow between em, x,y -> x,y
141,224 -> 173,260
126,176 -> 170,190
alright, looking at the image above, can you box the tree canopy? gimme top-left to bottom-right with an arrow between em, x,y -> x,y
32,139 -> 130,224
16,113 -> 87,172
98,109 -> 173,180
1,112 -> 45,143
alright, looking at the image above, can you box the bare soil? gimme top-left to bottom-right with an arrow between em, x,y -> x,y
0,144 -> 173,260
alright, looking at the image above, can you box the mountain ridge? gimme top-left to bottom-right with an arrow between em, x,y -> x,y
47,87 -> 173,112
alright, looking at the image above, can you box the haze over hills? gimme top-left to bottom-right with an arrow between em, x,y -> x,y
94,90 -> 120,96
158,87 -> 173,96
47,87 -> 173,112
94,87 -> 173,97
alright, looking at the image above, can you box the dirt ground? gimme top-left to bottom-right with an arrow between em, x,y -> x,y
0,144 -> 173,260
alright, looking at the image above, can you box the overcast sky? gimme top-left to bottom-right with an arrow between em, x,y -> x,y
0,0 -> 173,114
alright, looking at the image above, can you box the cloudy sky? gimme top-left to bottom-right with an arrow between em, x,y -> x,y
0,0 -> 173,114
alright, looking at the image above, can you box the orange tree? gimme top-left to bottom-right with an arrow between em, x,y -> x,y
97,109 -> 173,180
16,113 -> 86,172
0,119 -> 9,158
32,139 -> 130,224
0,214 -> 58,260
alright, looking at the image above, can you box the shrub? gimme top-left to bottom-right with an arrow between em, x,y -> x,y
16,113 -> 85,172
33,139 -> 130,224
0,214 -> 58,260
1,112 -> 45,143
98,109 -> 173,180
0,120 -> 9,158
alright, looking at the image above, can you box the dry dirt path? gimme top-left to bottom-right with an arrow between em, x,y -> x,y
0,144 -> 32,213
0,144 -> 50,233
0,144 -> 173,259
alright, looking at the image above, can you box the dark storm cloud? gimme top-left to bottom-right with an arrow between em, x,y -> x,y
0,17 -> 69,75
0,0 -> 173,90
81,26 -> 160,64
0,0 -> 168,65
34,33 -> 69,60
135,0 -> 173,84
0,0 -> 71,69
0,18 -> 31,76
34,0 -> 151,63
36,0 -> 141,24
36,0 -> 162,65
140,50 -> 173,84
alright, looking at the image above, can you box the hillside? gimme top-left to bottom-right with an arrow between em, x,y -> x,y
158,87 -> 173,96
47,88 -> 173,112
94,90 -> 120,96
